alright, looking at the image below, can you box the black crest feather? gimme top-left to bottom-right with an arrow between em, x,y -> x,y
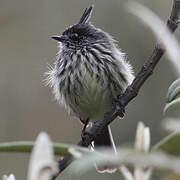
78,5 -> 94,24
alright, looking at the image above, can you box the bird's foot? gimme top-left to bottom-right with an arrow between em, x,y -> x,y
81,130 -> 93,147
80,118 -> 92,147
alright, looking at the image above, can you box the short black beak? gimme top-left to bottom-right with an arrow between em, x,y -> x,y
51,35 -> 67,42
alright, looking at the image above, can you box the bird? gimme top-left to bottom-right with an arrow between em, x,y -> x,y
46,5 -> 134,172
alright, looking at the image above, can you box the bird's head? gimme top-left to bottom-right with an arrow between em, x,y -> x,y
52,5 -> 111,50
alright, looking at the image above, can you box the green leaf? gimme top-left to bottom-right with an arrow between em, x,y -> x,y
163,97 -> 180,114
167,78 -> 180,103
152,132 -> 180,155
0,141 -> 89,156
164,79 -> 180,113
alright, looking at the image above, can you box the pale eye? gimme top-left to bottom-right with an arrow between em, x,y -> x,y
74,33 -> 78,37
71,33 -> 79,41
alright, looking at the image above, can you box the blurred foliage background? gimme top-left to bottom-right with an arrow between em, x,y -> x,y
0,0 -> 179,179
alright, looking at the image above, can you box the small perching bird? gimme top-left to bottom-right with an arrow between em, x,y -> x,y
46,5 -> 134,172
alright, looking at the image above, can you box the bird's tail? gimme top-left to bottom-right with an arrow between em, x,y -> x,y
93,125 -> 117,173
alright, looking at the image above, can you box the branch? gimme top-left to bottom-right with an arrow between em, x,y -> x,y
52,0 -> 180,179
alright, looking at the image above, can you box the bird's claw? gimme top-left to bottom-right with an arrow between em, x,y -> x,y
81,130 -> 93,147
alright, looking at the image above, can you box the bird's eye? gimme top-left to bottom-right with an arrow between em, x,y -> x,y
71,33 -> 79,41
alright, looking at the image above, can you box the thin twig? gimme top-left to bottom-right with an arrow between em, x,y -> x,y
52,1 -> 180,179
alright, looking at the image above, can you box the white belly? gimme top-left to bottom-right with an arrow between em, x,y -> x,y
65,68 -> 114,121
